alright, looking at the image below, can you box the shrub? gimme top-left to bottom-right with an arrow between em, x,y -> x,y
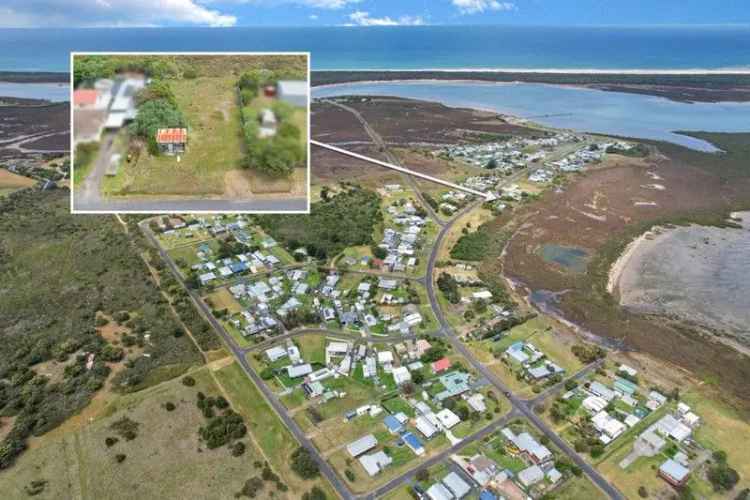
232,442 -> 246,457
638,486 -> 648,498
290,446 -> 319,479
165,402 -> 176,412
115,454 -> 126,463
104,436 -> 119,447
182,376 -> 196,387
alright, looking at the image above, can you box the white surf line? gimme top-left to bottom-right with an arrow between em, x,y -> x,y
311,140 -> 496,201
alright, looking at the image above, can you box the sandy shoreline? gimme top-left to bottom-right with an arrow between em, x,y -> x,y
317,67 -> 750,75
606,228 -> 659,296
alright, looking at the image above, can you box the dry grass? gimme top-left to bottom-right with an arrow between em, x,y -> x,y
0,367 -> 272,500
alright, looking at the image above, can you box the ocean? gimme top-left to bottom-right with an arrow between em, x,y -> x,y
0,25 -> 749,72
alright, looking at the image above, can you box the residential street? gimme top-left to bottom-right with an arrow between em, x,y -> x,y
136,104 -> 625,499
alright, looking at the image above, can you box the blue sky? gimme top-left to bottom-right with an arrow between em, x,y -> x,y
0,0 -> 748,28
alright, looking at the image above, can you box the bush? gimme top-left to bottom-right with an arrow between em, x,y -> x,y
183,68 -> 198,79
302,486 -> 327,500
105,436 -> 119,447
290,446 -> 319,479
708,462 -> 740,492
115,453 -> 126,463
182,376 -> 196,387
345,469 -> 356,481
638,486 -> 648,498
165,402 -> 176,412
232,441 -> 246,457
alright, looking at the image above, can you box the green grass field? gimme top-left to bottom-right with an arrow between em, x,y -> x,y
214,362 -> 336,499
107,76 -> 245,196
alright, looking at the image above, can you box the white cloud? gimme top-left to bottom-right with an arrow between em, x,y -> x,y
0,0 -> 236,27
222,0 -> 361,9
309,14 -> 319,20
452,0 -> 516,15
298,0 -> 360,8
346,10 -> 425,26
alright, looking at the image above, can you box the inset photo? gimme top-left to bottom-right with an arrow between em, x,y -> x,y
71,52 -> 309,213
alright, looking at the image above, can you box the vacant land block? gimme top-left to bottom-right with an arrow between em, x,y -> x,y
108,76 -> 245,196
0,367 -> 266,500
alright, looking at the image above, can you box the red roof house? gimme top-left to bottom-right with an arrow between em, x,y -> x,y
432,357 -> 451,374
155,128 -> 188,155
73,89 -> 98,108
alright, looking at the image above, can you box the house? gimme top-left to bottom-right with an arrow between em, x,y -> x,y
426,483 -> 454,500
659,459 -> 690,487
582,395 -> 608,414
156,128 -> 188,155
472,290 -> 493,301
432,357 -> 451,374
402,432 -> 425,455
277,80 -> 308,107
505,342 -> 529,364
592,411 -> 626,442
416,416 -> 439,438
359,450 -> 392,477
435,371 -> 472,401
654,414 -> 692,442
286,363 -> 313,378
546,468 -> 563,484
392,366 -> 412,385
502,428 -> 552,464
346,434 -> 378,458
443,472 -> 471,499
467,393 -> 487,413
73,89 -> 98,108
436,409 -> 461,429
383,415 -> 404,434
517,465 -> 545,488
589,381 -> 617,402
302,381 -> 325,398
265,346 -> 287,362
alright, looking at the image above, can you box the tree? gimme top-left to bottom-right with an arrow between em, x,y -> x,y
415,468 -> 429,482
129,99 -> 186,141
708,463 -> 740,492
290,446 -> 319,479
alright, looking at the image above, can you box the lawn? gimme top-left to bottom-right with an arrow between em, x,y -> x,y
167,239 -> 220,270
553,476 -> 607,500
107,76 -> 245,196
214,362 -> 336,499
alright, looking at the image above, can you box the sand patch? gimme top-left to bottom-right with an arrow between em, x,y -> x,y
0,169 -> 36,188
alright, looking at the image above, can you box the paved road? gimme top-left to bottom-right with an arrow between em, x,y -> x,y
421,201 -> 624,500
75,195 -> 308,212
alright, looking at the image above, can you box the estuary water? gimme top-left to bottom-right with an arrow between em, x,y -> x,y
313,81 -> 750,151
0,82 -> 69,102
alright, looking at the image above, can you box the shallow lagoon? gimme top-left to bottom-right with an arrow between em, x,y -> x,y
313,81 -> 750,151
539,244 -> 589,273
0,82 -> 69,102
